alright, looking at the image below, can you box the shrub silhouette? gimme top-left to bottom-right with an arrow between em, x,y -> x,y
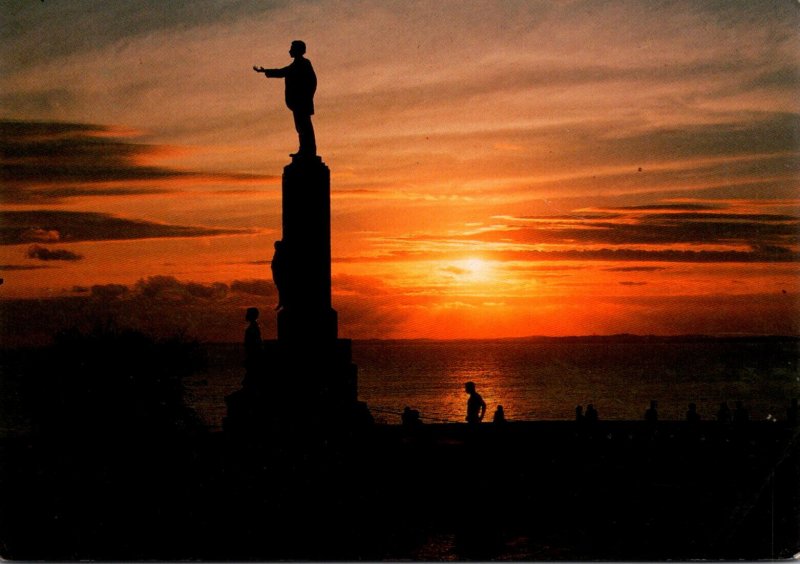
24,323 -> 205,440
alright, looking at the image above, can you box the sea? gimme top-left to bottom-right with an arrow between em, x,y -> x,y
185,337 -> 800,430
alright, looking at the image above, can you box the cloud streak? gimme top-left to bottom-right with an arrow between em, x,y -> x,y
0,210 -> 247,245
27,244 -> 82,261
0,120 -> 277,204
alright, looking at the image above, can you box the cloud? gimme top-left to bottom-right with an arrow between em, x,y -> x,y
2,2 -> 278,74
0,120 -> 277,204
0,264 -> 49,271
0,210 -> 247,245
27,244 -> 83,261
134,276 -> 228,302
437,207 -> 800,257
614,204 -> 722,212
491,248 -> 800,263
604,266 -> 666,272
440,265 -> 469,276
230,279 -> 275,297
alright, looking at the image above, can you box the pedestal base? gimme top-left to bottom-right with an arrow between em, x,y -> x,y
223,338 -> 372,441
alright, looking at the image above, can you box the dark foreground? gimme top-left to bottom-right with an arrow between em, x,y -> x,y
2,420 -> 798,561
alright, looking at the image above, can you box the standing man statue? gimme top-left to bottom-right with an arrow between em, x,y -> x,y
254,40 -> 317,157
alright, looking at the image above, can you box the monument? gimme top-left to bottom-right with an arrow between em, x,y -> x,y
224,41 -> 371,440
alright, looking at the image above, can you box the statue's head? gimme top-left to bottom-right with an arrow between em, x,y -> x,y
289,40 -> 306,58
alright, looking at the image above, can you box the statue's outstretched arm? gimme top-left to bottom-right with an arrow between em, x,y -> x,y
253,64 -> 290,78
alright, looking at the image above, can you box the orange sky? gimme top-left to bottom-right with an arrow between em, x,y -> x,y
1,1 -> 799,342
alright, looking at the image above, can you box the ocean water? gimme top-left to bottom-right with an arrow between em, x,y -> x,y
185,338 -> 800,430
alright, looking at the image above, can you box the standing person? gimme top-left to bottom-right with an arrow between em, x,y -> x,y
644,400 -> 658,423
464,381 -> 486,425
686,402 -> 701,423
254,40 -> 317,156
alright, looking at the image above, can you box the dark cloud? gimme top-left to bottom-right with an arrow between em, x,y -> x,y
491,248 -> 800,263
27,244 -> 82,261
134,276 -> 228,302
230,279 -> 275,297
0,120 -> 276,204
615,204 -> 722,212
601,113 -> 800,164
0,210 -> 246,245
0,264 -> 49,271
453,209 -> 800,256
332,274 -> 394,296
604,266 -> 667,272
0,121 -> 187,188
644,213 -> 797,222
619,281 -> 647,286
14,186 -> 173,204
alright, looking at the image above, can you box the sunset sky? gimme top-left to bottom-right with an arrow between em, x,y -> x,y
1,0 -> 799,342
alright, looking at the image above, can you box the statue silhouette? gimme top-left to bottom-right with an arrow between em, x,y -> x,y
464,381 -> 486,425
271,240 -> 289,310
254,40 -> 317,156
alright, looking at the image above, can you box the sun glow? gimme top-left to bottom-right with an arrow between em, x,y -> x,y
445,258 -> 494,283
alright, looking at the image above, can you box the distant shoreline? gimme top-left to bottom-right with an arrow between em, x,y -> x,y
1,333 -> 798,351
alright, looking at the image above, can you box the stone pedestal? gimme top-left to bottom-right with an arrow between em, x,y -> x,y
277,155 -> 338,343
224,155 -> 371,440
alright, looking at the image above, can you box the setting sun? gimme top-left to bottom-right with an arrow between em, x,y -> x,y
443,258 -> 494,284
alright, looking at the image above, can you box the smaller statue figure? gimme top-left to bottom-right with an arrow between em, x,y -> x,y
271,240 -> 289,311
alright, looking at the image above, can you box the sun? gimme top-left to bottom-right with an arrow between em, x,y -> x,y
448,258 -> 494,283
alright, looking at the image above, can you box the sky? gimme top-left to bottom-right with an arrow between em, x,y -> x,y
1,0 -> 799,342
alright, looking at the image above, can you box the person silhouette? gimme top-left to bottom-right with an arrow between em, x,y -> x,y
493,405 -> 506,425
644,400 -> 658,423
401,406 -> 422,428
271,240 -> 288,310
685,402 -> 700,423
244,307 -> 262,376
575,405 -> 585,422
254,40 -> 317,157
733,401 -> 749,425
585,403 -> 598,423
464,381 -> 486,425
